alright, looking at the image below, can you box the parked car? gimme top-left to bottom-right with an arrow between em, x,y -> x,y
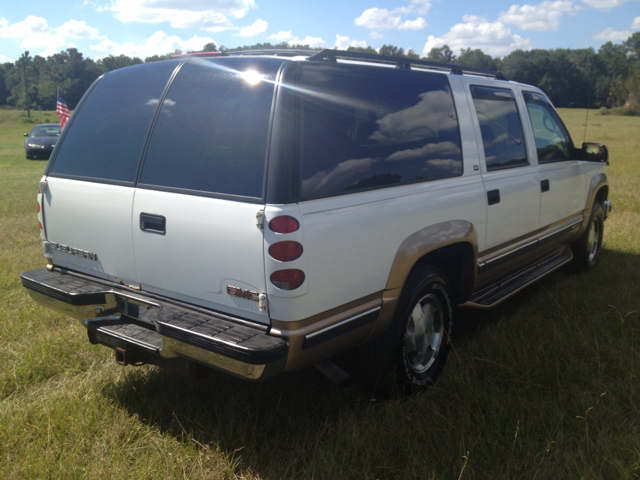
20,50 -> 611,396
24,123 -> 61,159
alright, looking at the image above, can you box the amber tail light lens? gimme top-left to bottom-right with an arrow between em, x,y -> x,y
269,216 -> 299,233
269,241 -> 303,262
270,269 -> 305,290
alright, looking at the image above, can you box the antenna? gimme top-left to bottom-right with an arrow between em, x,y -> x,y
583,107 -> 589,144
582,72 -> 593,144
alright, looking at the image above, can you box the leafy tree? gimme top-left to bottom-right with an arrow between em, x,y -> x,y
346,46 -> 378,55
405,49 -> 420,59
201,42 -> 218,52
144,53 -> 174,63
379,44 -> 405,57
426,45 -> 456,63
455,48 -> 498,71
625,31 -> 640,60
98,55 -> 143,72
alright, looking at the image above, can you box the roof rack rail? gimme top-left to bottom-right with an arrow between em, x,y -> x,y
171,51 -> 227,59
307,49 -> 508,81
229,49 -> 319,57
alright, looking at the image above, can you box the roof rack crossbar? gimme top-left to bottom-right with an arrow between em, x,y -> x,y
307,49 -> 508,80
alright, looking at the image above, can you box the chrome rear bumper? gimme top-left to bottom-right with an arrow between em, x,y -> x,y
20,268 -> 288,381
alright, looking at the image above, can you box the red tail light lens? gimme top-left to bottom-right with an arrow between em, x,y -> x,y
271,269 -> 305,290
269,216 -> 299,234
269,241 -> 303,262
37,202 -> 40,213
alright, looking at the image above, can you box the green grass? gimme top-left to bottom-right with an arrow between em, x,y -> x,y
0,109 -> 639,479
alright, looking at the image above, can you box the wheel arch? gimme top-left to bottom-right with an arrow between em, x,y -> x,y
586,173 -> 608,210
384,220 -> 478,305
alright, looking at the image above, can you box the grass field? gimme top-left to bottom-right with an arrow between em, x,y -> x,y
0,109 -> 638,479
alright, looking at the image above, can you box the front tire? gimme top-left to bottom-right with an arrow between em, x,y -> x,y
359,266 -> 454,397
570,201 -> 604,272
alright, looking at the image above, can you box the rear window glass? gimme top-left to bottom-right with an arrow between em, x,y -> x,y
295,63 -> 463,201
471,86 -> 528,171
49,60 -> 182,183
139,57 -> 283,199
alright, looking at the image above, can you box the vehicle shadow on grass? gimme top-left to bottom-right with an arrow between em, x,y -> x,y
100,247 -> 638,478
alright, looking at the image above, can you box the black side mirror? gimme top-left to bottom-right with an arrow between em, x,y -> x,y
581,142 -> 608,163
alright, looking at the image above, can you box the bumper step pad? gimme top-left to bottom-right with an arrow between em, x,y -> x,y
89,320 -> 163,352
156,306 -> 288,365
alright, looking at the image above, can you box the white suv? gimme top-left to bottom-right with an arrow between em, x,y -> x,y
21,49 -> 611,396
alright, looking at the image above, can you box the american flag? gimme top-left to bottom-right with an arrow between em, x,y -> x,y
56,89 -> 71,129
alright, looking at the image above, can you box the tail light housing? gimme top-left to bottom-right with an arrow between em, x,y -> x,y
269,241 -> 303,262
271,269 -> 305,291
269,216 -> 299,234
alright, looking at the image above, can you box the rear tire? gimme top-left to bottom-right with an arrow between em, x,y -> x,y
570,201 -> 604,272
359,266 -> 454,397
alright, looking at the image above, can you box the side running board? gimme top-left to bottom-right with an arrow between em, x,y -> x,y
464,245 -> 573,308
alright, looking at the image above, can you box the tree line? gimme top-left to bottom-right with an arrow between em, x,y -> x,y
1,33 -> 638,112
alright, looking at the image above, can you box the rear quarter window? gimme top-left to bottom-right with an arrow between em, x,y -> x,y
48,60 -> 183,184
294,63 -> 463,201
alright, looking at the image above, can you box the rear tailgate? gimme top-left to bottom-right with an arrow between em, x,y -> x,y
130,57 -> 285,323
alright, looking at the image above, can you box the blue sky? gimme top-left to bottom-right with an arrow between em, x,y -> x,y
1,0 -> 639,63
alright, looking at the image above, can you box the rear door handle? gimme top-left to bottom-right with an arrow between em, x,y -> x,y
487,189 -> 500,205
541,179 -> 550,192
140,213 -> 166,235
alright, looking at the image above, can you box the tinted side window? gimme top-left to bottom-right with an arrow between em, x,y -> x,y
523,92 -> 573,162
296,64 -> 463,201
139,58 -> 283,199
471,86 -> 528,171
49,60 -> 182,183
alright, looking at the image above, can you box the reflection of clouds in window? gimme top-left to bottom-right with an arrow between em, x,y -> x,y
301,157 -> 378,197
484,131 -> 510,149
386,141 -> 460,162
146,98 -> 176,106
423,158 -> 462,172
369,90 -> 458,145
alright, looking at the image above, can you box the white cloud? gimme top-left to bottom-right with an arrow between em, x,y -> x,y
498,1 -> 581,31
237,19 -> 267,36
355,8 -> 402,31
395,0 -> 432,15
581,0 -> 635,10
267,31 -> 293,41
90,31 -> 217,59
0,15 -> 100,54
55,20 -> 100,39
106,0 -> 255,31
422,15 -> 532,57
355,1 -> 431,36
0,15 -> 50,38
335,35 -> 367,49
298,36 -> 326,48
593,16 -> 640,40
399,18 -> 428,30
592,27 -> 633,40
266,31 -> 326,47
0,53 -> 12,63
